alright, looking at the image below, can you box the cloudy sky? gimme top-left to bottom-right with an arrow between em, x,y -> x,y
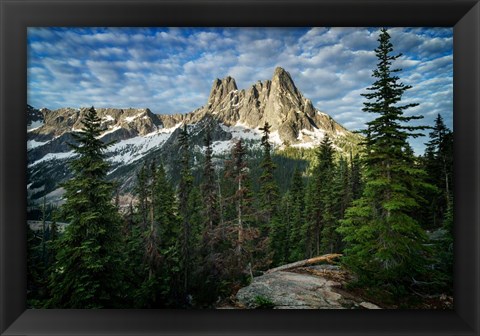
27,27 -> 453,154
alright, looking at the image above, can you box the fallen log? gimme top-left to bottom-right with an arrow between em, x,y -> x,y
266,253 -> 342,274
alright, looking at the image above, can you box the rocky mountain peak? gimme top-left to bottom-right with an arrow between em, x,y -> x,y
272,66 -> 293,84
192,67 -> 355,145
271,67 -> 299,98
207,76 -> 238,111
27,67 -> 362,204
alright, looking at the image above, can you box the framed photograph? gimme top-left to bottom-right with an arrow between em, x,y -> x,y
1,0 -> 479,335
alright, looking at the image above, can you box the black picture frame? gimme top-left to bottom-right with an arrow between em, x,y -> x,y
1,0 -> 479,335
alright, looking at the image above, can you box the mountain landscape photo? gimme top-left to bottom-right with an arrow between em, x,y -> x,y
27,27 -> 454,309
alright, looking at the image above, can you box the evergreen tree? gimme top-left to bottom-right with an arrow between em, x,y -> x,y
231,139 -> 250,265
288,168 -> 306,262
337,156 -> 352,219
201,130 -> 220,240
337,29 -> 430,290
130,161 -> 181,307
440,196 -> 454,291
321,156 -> 350,254
153,163 -> 178,249
127,162 -> 155,307
142,160 -> 163,306
422,115 -> 454,293
47,217 -> 59,268
197,130 -> 223,304
48,107 -> 125,308
40,196 -> 48,270
349,152 -> 363,201
269,192 -> 293,265
135,162 -> 149,229
259,122 -> 279,226
423,114 -> 453,228
177,124 -> 195,302
145,161 -> 161,274
304,135 -> 335,257
223,140 -> 267,287
121,202 -> 146,307
27,226 -> 45,307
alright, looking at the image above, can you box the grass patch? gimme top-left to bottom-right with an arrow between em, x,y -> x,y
254,295 -> 275,309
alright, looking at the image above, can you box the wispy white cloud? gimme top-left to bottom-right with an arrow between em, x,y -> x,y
27,27 -> 453,154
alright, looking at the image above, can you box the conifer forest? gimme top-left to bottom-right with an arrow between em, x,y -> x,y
27,28 -> 454,309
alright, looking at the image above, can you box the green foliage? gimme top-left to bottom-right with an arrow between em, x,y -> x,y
196,129 -> 224,305
135,162 -> 149,228
287,168 -> 306,262
178,124 -> 194,300
337,29 -> 431,290
320,156 -> 350,254
418,114 -> 454,294
254,295 -> 275,309
47,107 -> 126,308
221,140 -> 270,289
304,135 -> 336,257
349,152 -> 363,200
27,226 -> 47,307
421,114 -> 454,229
126,158 -> 183,308
269,192 -> 293,265
201,130 -> 220,235
259,122 -> 280,226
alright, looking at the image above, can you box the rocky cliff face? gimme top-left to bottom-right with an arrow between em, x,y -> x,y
27,67 -> 361,205
184,67 -> 350,145
28,67 -> 356,150
27,104 -> 44,129
29,107 -> 163,141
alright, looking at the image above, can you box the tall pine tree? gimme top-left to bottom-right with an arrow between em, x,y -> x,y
177,124 -> 197,303
48,107 -> 125,308
304,134 -> 335,257
201,129 -> 220,240
349,152 -> 363,201
223,140 -> 268,286
423,114 -> 454,292
287,168 -> 306,262
321,156 -> 350,254
135,162 -> 149,229
259,122 -> 279,227
423,114 -> 453,228
337,29 -> 430,289
197,129 -> 223,304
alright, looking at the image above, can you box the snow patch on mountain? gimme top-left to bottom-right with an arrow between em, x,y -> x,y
221,122 -> 262,141
291,128 -> 326,149
28,120 -> 44,132
102,115 -> 115,122
269,131 -> 283,146
211,140 -> 233,154
31,151 -> 77,166
125,115 -> 140,123
99,125 -> 122,138
27,140 -> 50,150
108,123 -> 181,165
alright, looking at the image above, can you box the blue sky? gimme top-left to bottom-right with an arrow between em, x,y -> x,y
27,27 -> 453,154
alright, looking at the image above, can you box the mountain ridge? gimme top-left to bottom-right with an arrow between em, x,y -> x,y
28,67 -> 354,148
27,67 -> 362,205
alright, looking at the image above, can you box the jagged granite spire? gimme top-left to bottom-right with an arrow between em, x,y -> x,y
29,67 -> 354,152
207,76 -> 238,111
175,66 -> 350,144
